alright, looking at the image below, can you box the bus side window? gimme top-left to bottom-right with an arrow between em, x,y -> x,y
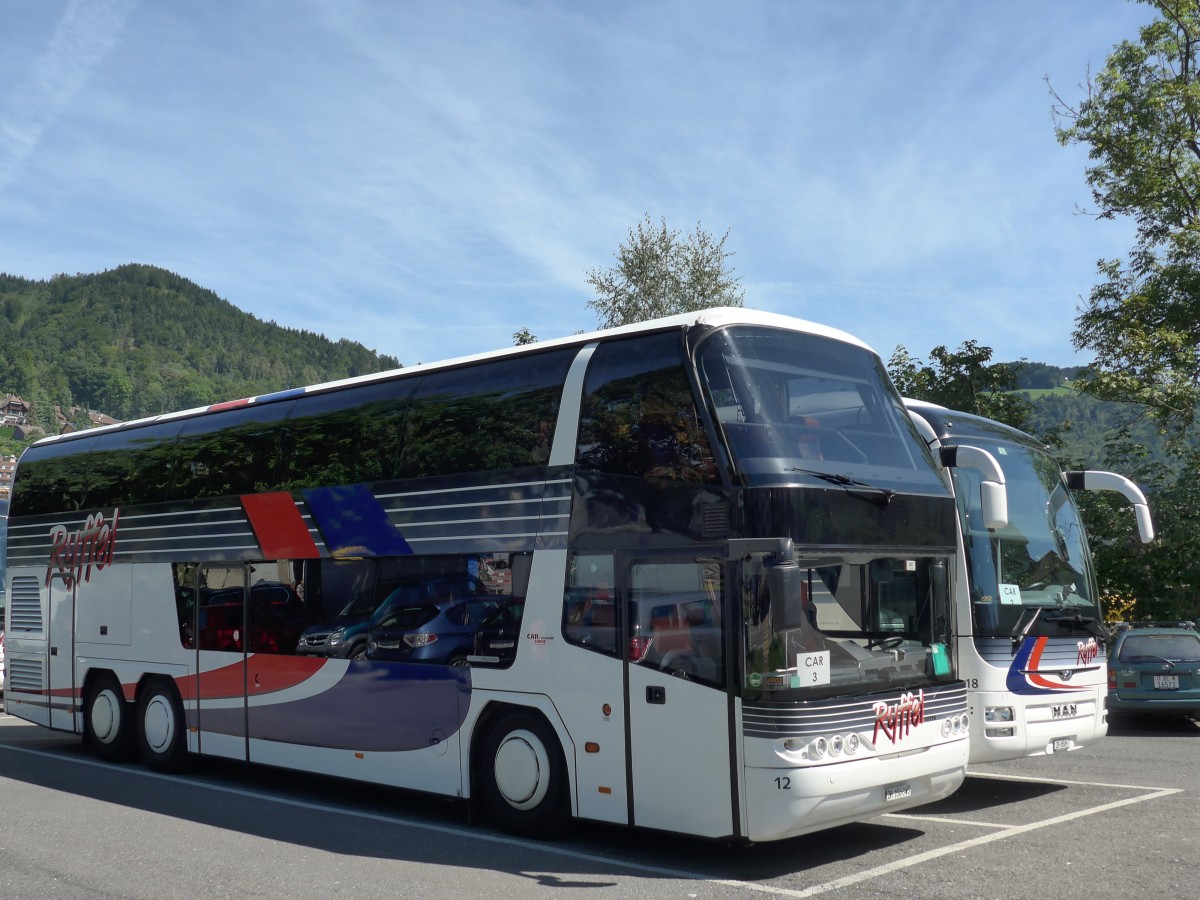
564,553 -> 618,657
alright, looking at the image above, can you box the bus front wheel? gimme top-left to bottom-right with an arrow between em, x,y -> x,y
479,711 -> 570,838
136,678 -> 189,772
83,674 -> 135,762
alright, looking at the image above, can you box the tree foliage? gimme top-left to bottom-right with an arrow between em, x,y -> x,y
1052,0 -> 1200,434
586,215 -> 744,328
888,341 -> 1032,431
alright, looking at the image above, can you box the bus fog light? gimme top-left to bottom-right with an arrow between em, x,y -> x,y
986,727 -> 1014,738
941,719 -> 952,737
830,735 -> 844,756
812,737 -> 828,758
845,733 -> 860,755
985,706 -> 1013,723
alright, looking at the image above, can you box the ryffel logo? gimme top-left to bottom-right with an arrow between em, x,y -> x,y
45,510 -> 120,588
1077,637 -> 1100,666
873,690 -> 925,745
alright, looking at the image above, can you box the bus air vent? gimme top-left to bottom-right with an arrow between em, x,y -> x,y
701,502 -> 731,539
9,575 -> 45,633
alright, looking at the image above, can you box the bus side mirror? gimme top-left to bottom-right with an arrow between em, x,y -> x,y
940,444 -> 1009,530
980,480 -> 1008,531
1066,471 -> 1155,543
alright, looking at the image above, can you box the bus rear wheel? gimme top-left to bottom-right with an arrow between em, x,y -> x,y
136,678 -> 189,773
479,711 -> 570,838
83,674 -> 135,762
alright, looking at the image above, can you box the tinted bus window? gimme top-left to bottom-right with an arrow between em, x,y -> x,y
399,349 -> 574,479
10,435 -> 98,516
86,420 -> 185,508
576,332 -> 718,483
169,402 -> 294,500
279,379 -> 416,489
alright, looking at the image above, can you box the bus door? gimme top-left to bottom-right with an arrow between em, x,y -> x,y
46,571 -> 77,731
195,563 -> 248,760
619,551 -> 736,839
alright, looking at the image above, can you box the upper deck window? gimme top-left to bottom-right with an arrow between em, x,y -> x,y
576,332 -> 718,483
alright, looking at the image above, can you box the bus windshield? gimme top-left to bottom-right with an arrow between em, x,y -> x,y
951,441 -> 1097,638
743,552 -> 955,702
695,326 -> 945,493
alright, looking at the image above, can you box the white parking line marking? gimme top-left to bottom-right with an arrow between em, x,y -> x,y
0,744 -> 1184,899
966,768 -> 1174,792
884,813 -> 1010,828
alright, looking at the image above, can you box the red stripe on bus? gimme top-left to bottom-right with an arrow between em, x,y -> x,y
241,492 -> 321,559
207,398 -> 253,411
175,656 -> 329,701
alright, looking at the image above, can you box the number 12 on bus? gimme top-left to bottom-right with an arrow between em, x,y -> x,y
6,308 -> 974,843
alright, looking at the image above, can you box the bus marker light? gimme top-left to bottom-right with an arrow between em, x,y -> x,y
585,742 -> 600,753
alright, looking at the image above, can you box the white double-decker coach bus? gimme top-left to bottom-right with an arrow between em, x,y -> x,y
905,400 -> 1154,764
5,308 -> 973,843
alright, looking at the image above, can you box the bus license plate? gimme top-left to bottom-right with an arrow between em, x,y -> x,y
1153,675 -> 1179,689
885,784 -> 912,802
1052,738 -> 1072,752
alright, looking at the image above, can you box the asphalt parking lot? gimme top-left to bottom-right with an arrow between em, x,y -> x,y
0,709 -> 1195,899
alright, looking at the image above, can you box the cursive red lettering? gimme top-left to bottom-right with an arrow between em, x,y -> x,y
1076,637 -> 1100,666
872,689 -> 926,745
44,509 -> 120,588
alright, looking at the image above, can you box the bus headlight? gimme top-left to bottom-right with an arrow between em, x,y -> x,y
984,706 -> 1014,723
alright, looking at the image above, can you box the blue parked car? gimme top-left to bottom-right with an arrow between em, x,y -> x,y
1107,622 -> 1200,720
367,580 -> 513,667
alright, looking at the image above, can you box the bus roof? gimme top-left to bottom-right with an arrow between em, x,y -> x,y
30,307 -> 875,450
903,398 -> 1047,453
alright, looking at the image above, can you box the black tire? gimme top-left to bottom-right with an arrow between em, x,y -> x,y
83,674 -> 135,762
136,678 -> 189,773
478,711 -> 570,838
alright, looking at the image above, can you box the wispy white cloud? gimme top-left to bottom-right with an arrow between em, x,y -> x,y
0,0 -> 139,191
0,0 -> 1160,367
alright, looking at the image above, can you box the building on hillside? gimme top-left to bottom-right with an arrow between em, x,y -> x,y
0,454 -> 16,499
1,395 -> 30,426
55,405 -> 121,434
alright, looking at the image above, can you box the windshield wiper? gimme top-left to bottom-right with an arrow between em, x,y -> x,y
788,468 -> 895,510
1011,607 -> 1106,649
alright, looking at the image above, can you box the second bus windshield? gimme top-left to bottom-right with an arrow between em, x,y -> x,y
952,441 -> 1098,637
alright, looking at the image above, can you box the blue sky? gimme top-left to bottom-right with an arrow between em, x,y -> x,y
0,0 -> 1157,369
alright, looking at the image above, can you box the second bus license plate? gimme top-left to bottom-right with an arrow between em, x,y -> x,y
885,784 -> 912,802
1153,675 -> 1179,689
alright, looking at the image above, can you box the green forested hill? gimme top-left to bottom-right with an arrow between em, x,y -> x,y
1021,387 -> 1169,469
0,264 -> 400,426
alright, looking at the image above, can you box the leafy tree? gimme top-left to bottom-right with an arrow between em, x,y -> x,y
888,341 -> 1032,431
1051,0 -> 1200,435
512,327 -> 537,345
586,215 -> 744,328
